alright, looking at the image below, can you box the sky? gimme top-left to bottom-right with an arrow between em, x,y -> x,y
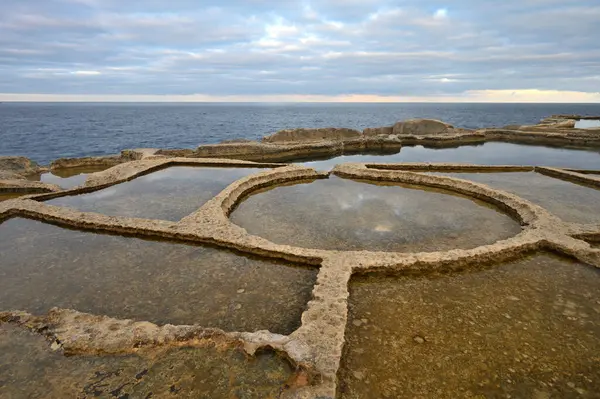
0,0 -> 599,102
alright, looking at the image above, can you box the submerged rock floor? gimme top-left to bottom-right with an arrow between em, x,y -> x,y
429,171 -> 600,224
0,324 -> 294,398
1,141 -> 599,398
0,218 -> 316,333
231,175 -> 521,252
339,253 -> 600,398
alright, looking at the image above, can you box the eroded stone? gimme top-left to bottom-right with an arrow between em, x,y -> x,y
0,156 -> 41,176
392,119 -> 454,136
263,128 -> 362,143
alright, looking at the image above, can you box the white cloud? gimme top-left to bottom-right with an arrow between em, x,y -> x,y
0,0 -> 598,100
434,8 -> 448,19
264,17 -> 299,39
71,70 -> 101,75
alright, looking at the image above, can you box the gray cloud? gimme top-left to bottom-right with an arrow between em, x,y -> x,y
0,0 -> 599,98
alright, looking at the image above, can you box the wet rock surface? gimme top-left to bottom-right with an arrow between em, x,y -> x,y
47,166 -> 268,221
0,192 -> 23,201
0,324 -> 293,399
231,175 -> 521,252
431,171 -> 600,224
339,254 -> 600,399
0,218 -> 317,334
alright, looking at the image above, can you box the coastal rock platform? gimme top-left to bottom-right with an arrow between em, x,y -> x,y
1,116 -> 599,398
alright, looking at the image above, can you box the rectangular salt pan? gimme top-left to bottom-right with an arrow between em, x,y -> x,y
0,218 -> 316,335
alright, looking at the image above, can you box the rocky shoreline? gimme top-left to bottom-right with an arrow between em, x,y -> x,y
1,115 -> 600,195
1,115 -> 600,399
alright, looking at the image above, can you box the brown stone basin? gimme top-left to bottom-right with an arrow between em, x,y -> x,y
338,253 -> 600,398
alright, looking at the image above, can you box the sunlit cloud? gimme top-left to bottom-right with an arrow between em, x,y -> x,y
434,8 -> 448,19
71,70 -> 101,76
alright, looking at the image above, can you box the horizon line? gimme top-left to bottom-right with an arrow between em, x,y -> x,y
1,89 -> 600,103
2,101 -> 600,104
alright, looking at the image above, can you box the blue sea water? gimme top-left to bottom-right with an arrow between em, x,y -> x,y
1,102 -> 600,165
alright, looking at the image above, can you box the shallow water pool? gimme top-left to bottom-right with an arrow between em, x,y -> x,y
339,253 -> 600,398
300,142 -> 600,171
429,171 -> 600,224
46,166 -> 268,221
231,176 -> 521,252
0,218 -> 317,334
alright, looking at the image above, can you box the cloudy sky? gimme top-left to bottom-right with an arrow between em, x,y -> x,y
1,0 -> 599,102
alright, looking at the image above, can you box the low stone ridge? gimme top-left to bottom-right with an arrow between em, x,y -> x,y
392,118 -> 454,135
0,156 -> 61,194
0,156 -> 41,177
47,148 -> 166,171
262,127 -> 362,143
261,119 -> 458,144
535,115 -> 600,132
4,115 -> 598,173
0,179 -> 61,194
363,126 -> 393,137
50,154 -> 124,170
546,114 -> 600,120
155,148 -> 195,157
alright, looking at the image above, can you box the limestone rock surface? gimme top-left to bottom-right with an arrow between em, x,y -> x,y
0,171 -> 23,180
550,119 -> 577,128
392,119 -> 454,136
0,156 -> 39,176
262,127 -> 361,143
50,155 -> 122,170
363,126 -> 393,137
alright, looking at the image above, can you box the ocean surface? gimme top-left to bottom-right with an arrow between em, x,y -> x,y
1,102 -> 600,165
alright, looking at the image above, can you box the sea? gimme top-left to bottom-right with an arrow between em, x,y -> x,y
1,102 -> 600,165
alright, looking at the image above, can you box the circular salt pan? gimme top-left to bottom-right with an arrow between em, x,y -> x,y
231,176 -> 522,253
